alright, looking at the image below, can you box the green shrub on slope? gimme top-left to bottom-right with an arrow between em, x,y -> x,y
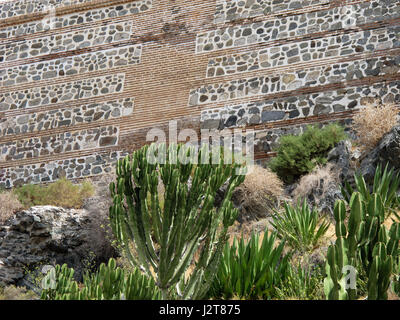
269,124 -> 347,183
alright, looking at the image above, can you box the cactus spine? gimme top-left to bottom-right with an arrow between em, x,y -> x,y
109,143 -> 245,299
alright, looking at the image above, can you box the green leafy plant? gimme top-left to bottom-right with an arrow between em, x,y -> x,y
40,258 -> 161,300
271,200 -> 330,253
341,163 -> 400,218
269,123 -> 347,183
109,143 -> 245,300
324,193 -> 400,300
276,264 -> 325,300
207,231 -> 290,300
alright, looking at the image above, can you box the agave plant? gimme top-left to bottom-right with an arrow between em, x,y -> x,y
41,258 -> 161,300
271,200 -> 330,253
207,231 -> 290,300
341,163 -> 400,218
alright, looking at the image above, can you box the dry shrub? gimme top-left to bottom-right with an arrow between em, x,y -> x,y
352,103 -> 399,153
0,285 -> 38,300
233,165 -> 284,221
0,191 -> 23,223
292,163 -> 340,208
14,177 -> 95,209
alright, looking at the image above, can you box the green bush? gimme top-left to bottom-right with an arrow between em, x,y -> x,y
207,231 -> 291,300
14,177 -> 95,209
269,124 -> 347,183
341,163 -> 400,218
271,200 -> 330,253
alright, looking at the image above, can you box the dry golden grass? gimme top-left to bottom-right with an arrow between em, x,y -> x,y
292,163 -> 340,207
0,191 -> 24,223
14,177 -> 95,209
0,285 -> 37,300
233,165 -> 284,220
352,103 -> 399,153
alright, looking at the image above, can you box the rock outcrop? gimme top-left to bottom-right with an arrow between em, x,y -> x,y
359,125 -> 400,182
0,206 -> 97,287
327,140 -> 353,183
287,140 -> 353,217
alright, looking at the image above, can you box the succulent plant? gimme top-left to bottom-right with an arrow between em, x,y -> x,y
109,143 -> 245,299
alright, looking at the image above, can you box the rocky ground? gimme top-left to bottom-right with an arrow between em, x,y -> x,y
0,174 -> 116,289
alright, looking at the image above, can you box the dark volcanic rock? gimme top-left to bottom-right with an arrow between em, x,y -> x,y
327,140 -> 354,183
0,206 -> 105,287
359,125 -> 400,182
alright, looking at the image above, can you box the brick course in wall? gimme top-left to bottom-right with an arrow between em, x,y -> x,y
0,0 -> 399,187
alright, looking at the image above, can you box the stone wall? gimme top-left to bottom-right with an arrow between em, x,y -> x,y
205,27 -> 400,77
190,56 -> 400,106
0,21 -> 133,63
196,0 -> 400,53
0,98 -> 134,137
0,0 -> 399,188
0,45 -> 141,86
0,73 -> 125,111
0,125 -> 119,162
200,81 -> 400,129
0,151 -> 124,189
0,0 -> 152,38
214,0 -> 330,23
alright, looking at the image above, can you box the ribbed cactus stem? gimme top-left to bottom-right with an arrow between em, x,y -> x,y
109,142 -> 244,299
325,191 -> 400,300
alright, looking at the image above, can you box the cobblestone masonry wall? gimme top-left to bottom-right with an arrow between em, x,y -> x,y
0,45 -> 141,86
190,55 -> 400,106
200,81 -> 400,129
0,125 -> 119,162
0,21 -> 133,62
0,98 -> 134,137
214,0 -> 331,23
0,151 -> 125,188
0,73 -> 125,111
0,0 -> 88,19
0,0 -> 152,39
197,0 -> 400,53
0,0 -> 399,187
206,26 -> 400,77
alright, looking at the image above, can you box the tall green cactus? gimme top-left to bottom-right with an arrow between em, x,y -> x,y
41,264 -> 77,300
324,237 -> 351,300
368,242 -> 393,300
341,163 -> 400,218
324,192 -> 400,300
393,258 -> 400,297
109,143 -> 245,299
